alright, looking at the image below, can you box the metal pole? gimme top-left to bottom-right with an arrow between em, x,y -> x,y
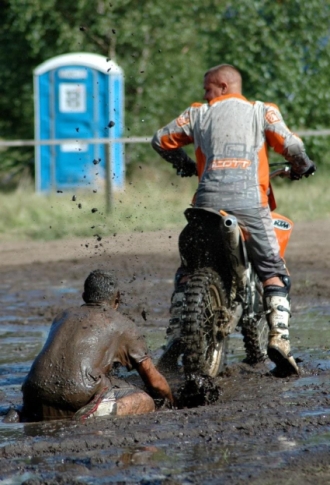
0,136 -> 152,147
105,141 -> 113,213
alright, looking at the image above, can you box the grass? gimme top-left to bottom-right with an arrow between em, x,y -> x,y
271,168 -> 329,222
0,166 -> 197,241
0,165 -> 328,242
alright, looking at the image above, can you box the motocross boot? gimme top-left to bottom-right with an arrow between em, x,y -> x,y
264,282 -> 299,376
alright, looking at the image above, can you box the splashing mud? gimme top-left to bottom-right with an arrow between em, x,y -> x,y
177,375 -> 221,408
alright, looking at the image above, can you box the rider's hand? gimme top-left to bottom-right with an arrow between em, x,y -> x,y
290,162 -> 316,180
303,162 -> 316,178
174,161 -> 197,177
289,169 -> 303,180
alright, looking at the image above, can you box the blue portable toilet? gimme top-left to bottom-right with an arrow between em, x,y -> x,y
34,52 -> 124,192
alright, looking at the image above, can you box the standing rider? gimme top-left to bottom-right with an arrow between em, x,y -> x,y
151,64 -> 316,376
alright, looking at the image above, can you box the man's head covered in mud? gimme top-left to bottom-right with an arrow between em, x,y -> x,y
203,64 -> 242,103
83,269 -> 119,307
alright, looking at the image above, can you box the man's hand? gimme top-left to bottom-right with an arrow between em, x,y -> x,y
154,397 -> 176,410
153,146 -> 197,177
174,160 -> 198,177
137,357 -> 174,405
290,162 -> 316,180
289,170 -> 303,180
303,163 -> 316,177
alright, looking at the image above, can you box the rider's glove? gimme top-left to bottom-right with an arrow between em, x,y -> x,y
174,160 -> 197,177
303,162 -> 316,177
290,162 -> 316,180
289,170 -> 303,180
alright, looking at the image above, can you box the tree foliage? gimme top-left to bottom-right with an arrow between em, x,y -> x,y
200,0 -> 330,160
1,0 -> 330,179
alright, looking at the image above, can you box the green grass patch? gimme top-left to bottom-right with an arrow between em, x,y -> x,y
0,166 -> 197,241
0,165 -> 327,242
271,167 -> 329,221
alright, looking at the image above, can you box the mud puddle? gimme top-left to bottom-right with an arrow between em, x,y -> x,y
1,256 -> 330,484
2,300 -> 328,422
0,278 -> 169,443
0,302 -> 329,415
0,409 -> 328,485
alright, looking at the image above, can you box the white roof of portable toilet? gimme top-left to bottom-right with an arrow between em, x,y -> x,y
34,52 -> 123,76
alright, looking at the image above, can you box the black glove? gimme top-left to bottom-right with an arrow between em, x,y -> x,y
303,162 -> 316,177
290,162 -> 316,180
173,161 -> 197,177
289,170 -> 303,180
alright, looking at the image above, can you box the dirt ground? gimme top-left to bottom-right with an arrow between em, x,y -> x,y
0,219 -> 330,484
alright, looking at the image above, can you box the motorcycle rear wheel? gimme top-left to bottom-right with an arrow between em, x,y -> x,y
242,271 -> 269,364
181,268 -> 229,378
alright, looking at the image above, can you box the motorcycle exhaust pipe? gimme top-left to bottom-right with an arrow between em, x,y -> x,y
222,215 -> 247,290
223,216 -> 240,250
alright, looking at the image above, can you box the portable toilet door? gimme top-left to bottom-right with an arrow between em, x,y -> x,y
34,52 -> 124,192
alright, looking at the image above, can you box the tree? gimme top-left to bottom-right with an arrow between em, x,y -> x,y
199,0 -> 330,161
0,0 -> 329,184
0,0 -> 209,178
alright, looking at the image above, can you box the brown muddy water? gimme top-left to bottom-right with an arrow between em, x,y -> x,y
0,255 -> 330,484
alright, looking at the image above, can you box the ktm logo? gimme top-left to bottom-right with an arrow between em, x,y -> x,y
273,219 -> 291,230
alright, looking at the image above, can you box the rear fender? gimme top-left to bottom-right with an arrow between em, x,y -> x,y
184,207 -> 222,223
181,208 -> 250,293
179,208 -> 232,290
183,206 -> 250,269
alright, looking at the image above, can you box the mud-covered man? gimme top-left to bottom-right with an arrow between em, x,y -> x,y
152,64 -> 316,376
20,269 -> 174,422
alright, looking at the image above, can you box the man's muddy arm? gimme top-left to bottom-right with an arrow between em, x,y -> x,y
137,357 -> 174,405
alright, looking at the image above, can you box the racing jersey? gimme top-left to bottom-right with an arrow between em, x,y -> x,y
152,93 -> 313,210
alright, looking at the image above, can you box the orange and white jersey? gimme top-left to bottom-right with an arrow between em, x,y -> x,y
152,93 -> 312,210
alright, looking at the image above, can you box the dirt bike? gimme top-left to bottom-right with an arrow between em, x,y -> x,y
168,165 -> 294,385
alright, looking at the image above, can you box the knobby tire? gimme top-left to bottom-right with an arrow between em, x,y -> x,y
180,268 -> 229,378
242,271 -> 268,364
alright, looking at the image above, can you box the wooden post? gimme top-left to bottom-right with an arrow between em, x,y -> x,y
105,140 -> 113,213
